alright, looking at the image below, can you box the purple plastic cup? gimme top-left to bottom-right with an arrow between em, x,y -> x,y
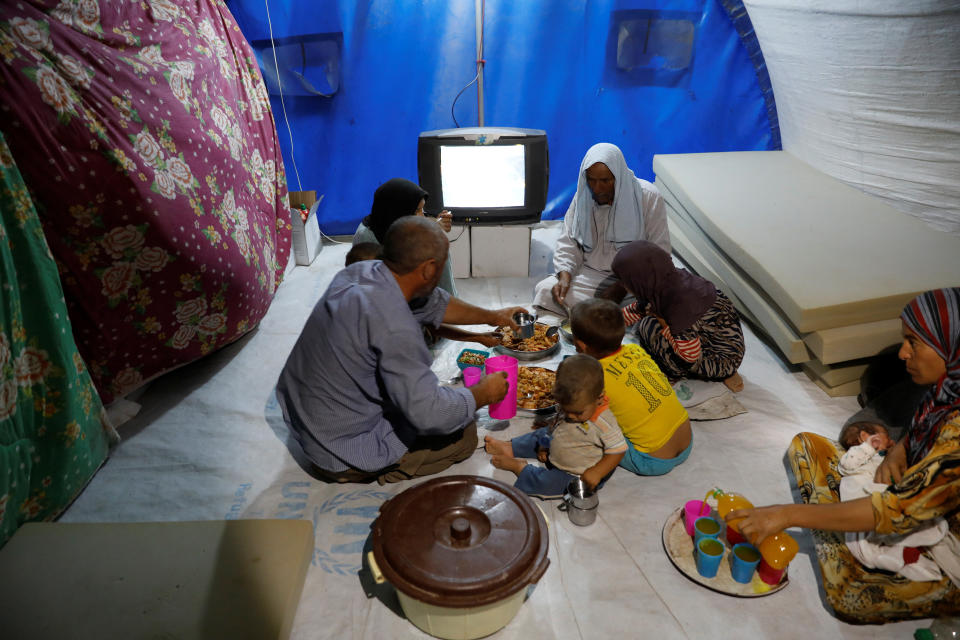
462,366 -> 482,387
683,499 -> 711,536
485,355 -> 518,419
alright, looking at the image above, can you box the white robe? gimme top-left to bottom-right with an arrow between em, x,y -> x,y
532,177 -> 669,316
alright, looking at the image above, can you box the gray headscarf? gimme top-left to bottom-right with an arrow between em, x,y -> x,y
569,143 -> 644,252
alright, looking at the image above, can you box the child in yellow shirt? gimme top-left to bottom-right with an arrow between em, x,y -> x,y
569,298 -> 693,475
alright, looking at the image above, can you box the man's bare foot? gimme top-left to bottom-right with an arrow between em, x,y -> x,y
724,372 -> 744,392
490,455 -> 526,477
484,435 -> 514,457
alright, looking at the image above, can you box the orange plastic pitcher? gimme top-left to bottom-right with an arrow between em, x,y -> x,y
759,531 -> 798,569
757,531 -> 798,585
716,493 -> 753,532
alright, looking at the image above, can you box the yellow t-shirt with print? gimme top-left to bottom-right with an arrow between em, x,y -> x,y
599,343 -> 689,452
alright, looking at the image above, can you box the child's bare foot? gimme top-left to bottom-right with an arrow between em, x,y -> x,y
490,455 -> 526,477
484,435 -> 513,457
724,372 -> 744,392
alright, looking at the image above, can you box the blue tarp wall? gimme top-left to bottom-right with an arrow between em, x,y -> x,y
228,0 -> 778,235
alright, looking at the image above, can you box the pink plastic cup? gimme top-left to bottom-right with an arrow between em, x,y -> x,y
484,355 -> 518,419
683,500 -> 711,536
462,367 -> 483,387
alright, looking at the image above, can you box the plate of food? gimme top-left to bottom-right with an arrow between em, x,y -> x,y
516,366 -> 559,416
494,322 -> 560,361
456,348 -> 488,371
661,506 -> 788,597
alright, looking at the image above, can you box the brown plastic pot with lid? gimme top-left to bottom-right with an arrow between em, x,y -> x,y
368,475 -> 550,640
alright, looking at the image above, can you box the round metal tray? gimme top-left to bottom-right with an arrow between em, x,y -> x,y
515,365 -> 559,417
517,403 -> 559,417
661,506 -> 788,597
492,325 -> 561,362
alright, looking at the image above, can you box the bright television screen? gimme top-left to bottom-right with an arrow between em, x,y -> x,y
440,145 -> 525,208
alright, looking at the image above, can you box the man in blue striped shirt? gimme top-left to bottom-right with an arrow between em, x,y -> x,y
278,216 -> 526,483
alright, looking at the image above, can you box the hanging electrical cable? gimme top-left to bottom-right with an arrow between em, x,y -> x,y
475,0 -> 485,126
265,0 -> 348,244
450,74 -> 479,128
450,0 -> 485,128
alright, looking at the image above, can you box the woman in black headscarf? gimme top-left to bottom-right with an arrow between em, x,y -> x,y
611,240 -> 745,390
353,178 -> 457,296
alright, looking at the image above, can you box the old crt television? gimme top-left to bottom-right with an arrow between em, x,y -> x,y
417,127 -> 548,225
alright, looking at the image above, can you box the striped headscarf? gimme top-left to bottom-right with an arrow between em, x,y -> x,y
902,287 -> 960,465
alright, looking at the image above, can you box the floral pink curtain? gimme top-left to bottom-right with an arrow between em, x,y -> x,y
0,0 -> 291,403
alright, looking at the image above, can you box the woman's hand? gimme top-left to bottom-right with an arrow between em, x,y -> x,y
875,440 -> 908,484
596,280 -> 627,304
436,210 -> 453,233
473,332 -> 502,348
726,506 -> 791,546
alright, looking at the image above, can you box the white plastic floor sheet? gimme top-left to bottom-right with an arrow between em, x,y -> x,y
61,223 -> 924,639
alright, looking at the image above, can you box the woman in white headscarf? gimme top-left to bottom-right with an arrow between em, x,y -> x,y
531,143 -> 670,316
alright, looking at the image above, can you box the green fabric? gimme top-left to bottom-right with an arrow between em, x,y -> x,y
0,132 -> 111,548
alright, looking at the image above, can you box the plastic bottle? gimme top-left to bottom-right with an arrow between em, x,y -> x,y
915,616 -> 960,640
298,203 -> 309,223
716,493 -> 753,546
757,531 -> 799,585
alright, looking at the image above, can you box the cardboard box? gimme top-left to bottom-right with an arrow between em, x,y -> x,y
470,225 -> 531,277
446,224 -> 470,279
288,191 -> 324,266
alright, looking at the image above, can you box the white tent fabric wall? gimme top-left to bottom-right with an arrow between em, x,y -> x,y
743,0 -> 960,233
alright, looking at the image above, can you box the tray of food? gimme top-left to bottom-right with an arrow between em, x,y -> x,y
494,322 -> 560,361
661,507 -> 788,597
516,366 -> 559,416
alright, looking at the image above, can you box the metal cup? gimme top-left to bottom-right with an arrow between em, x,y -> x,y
564,478 -> 599,509
558,478 -> 599,526
513,312 -> 535,339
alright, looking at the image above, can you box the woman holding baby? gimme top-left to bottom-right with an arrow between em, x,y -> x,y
730,287 -> 960,622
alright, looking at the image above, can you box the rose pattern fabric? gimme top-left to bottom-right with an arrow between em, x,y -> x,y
0,1 -> 291,403
0,130 -> 112,548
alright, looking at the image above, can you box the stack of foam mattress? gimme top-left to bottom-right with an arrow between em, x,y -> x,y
652,151 -> 960,396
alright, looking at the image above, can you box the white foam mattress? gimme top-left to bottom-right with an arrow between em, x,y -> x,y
653,151 -> 960,333
666,199 -> 902,367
